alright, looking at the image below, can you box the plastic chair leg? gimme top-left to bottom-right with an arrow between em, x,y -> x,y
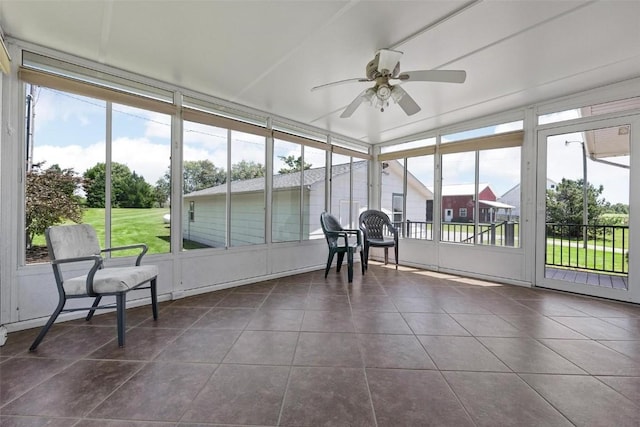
347,247 -> 354,283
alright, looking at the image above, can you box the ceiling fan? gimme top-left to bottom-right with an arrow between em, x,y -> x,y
311,49 -> 466,118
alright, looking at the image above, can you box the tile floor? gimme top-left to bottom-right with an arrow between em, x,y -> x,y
1,263 -> 640,426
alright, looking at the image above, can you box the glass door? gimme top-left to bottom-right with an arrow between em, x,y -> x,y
536,117 -> 638,302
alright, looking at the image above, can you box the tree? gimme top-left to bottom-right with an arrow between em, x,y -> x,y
231,160 -> 265,181
546,178 -> 606,236
154,179 -> 169,208
83,162 -> 154,208
278,155 -> 312,174
156,160 -> 226,198
605,202 -> 629,215
26,162 -> 83,248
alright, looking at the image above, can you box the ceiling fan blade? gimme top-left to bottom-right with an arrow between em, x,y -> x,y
340,89 -> 373,118
397,70 -> 466,84
311,77 -> 370,92
391,86 -> 421,116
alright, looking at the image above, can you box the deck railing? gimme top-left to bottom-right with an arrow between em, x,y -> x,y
403,220 -> 517,246
395,220 -> 628,275
546,223 -> 629,274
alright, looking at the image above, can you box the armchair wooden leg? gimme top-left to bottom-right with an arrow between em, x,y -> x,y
86,296 -> 102,321
360,249 -> 365,275
29,298 -> 65,352
150,278 -> 158,320
116,293 -> 127,348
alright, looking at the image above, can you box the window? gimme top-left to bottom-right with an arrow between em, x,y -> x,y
111,103 -> 171,256
479,146 -> 521,247
272,139 -> 302,243
24,85 -> 172,261
230,131 -> 266,247
303,146 -> 327,240
441,151 -> 476,243
392,193 -> 403,225
25,86 -> 106,263
440,129 -> 523,247
381,159 -> 403,227
181,121 -> 228,250
380,137 -> 435,154
21,54 -> 177,263
331,153 -> 368,229
538,96 -> 640,125
406,155 -> 434,240
378,141 -> 435,241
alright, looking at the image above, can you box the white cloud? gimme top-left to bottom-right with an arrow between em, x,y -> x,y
34,137 -> 171,184
33,87 -> 105,131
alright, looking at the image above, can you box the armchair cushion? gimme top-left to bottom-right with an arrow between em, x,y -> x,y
64,265 -> 159,295
47,223 -> 101,259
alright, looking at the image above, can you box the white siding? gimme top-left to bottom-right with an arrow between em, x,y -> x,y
329,165 -> 368,228
272,188 -> 301,242
230,192 -> 265,246
183,194 -> 226,247
381,165 -> 431,223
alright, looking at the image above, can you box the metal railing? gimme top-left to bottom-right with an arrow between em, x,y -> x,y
397,220 -> 628,275
546,223 -> 629,274
403,220 -> 517,246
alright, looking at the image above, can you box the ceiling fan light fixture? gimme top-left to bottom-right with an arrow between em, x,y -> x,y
390,85 -> 404,103
376,84 -> 392,101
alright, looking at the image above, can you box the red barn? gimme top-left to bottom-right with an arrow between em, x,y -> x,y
441,183 -> 508,223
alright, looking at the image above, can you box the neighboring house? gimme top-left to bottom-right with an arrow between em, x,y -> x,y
498,178 -> 557,219
380,160 -> 434,225
183,160 -> 434,247
440,183 -> 514,223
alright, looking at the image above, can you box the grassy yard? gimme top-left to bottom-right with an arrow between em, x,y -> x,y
32,208 -> 171,257
546,242 -> 628,273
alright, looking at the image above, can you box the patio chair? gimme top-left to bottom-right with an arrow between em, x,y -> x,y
359,209 -> 399,270
320,212 -> 365,283
29,224 -> 158,351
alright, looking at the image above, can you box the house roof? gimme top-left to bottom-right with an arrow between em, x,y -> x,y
185,160 -> 367,198
479,200 -> 515,210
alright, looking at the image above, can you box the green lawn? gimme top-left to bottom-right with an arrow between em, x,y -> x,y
32,208 -> 171,256
546,241 -> 628,273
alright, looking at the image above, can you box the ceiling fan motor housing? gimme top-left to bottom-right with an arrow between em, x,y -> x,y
366,53 -> 401,80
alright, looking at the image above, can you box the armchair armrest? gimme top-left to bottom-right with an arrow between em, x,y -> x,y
51,255 -> 103,295
102,243 -> 148,266
51,254 -> 103,266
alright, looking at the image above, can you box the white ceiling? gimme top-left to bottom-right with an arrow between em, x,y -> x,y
2,0 -> 640,145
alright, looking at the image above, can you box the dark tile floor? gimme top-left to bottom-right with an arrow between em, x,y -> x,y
1,263 -> 640,426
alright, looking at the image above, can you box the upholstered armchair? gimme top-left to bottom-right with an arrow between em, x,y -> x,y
29,224 -> 159,351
